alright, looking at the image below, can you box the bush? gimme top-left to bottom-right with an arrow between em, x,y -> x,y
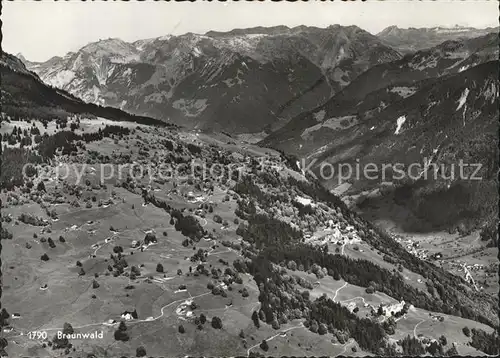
136,346 -> 146,357
252,311 -> 260,328
118,321 -> 127,331
463,326 -> 471,337
113,246 -> 123,253
439,335 -> 447,346
211,316 -> 223,329
178,325 -> 185,334
260,339 -> 269,351
213,215 -> 223,224
114,330 -> 129,341
144,233 -> 157,244
156,263 -> 164,273
41,253 -> 49,261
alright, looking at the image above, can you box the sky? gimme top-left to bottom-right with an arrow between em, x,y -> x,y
2,0 -> 498,62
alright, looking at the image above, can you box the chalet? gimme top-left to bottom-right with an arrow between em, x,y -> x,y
121,309 -> 138,320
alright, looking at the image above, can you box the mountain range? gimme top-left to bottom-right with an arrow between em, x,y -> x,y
1,52 -> 166,127
24,25 -> 403,133
377,25 -> 499,53
260,31 -> 498,235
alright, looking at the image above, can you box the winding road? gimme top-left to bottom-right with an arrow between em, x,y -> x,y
332,282 -> 348,301
413,318 -> 426,338
9,288 -> 215,341
246,323 -> 304,356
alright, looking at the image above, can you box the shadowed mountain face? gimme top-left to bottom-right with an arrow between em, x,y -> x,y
24,26 -> 401,133
0,52 -> 166,127
261,32 -> 498,234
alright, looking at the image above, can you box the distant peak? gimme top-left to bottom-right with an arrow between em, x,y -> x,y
16,52 -> 27,62
205,25 -> 290,37
377,25 -> 402,36
81,38 -> 130,51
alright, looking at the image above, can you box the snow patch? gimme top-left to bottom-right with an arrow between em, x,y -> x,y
92,86 -> 101,103
192,47 -> 203,58
301,115 -> 357,139
394,115 -> 406,135
49,70 -> 76,88
172,99 -> 208,117
313,110 -> 326,122
389,86 -> 416,98
456,88 -> 469,111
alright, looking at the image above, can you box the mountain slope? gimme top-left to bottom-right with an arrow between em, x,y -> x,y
1,49 -> 498,358
261,60 -> 498,233
262,32 -> 498,151
0,52 -> 166,127
24,25 -> 401,133
331,32 -> 498,104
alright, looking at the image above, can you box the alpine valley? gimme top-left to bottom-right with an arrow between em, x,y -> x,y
1,22 -> 498,357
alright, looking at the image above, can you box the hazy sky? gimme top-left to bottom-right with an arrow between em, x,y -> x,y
3,0 -> 498,62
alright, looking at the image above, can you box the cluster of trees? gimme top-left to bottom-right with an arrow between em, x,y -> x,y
51,322 -> 73,350
242,250 -> 394,353
480,221 -> 498,248
162,139 -> 174,151
469,328 -> 500,355
292,200 -> 315,217
211,316 -> 223,329
398,335 -> 425,355
235,199 -> 257,220
143,194 -> 205,241
18,213 -> 47,226
287,176 -> 348,213
361,221 -> 496,327
36,125 -> 130,159
243,163 -> 498,328
234,175 -> 286,208
1,61 -> 169,127
136,346 -> 147,357
0,228 -> 13,241
0,308 -> 9,328
238,213 -> 302,250
187,143 -> 202,155
242,211 -> 485,323
114,321 -> 130,341
109,252 -> 128,277
171,209 -> 205,241
0,146 -> 42,190
1,125 -> 41,147
230,178 -> 497,355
